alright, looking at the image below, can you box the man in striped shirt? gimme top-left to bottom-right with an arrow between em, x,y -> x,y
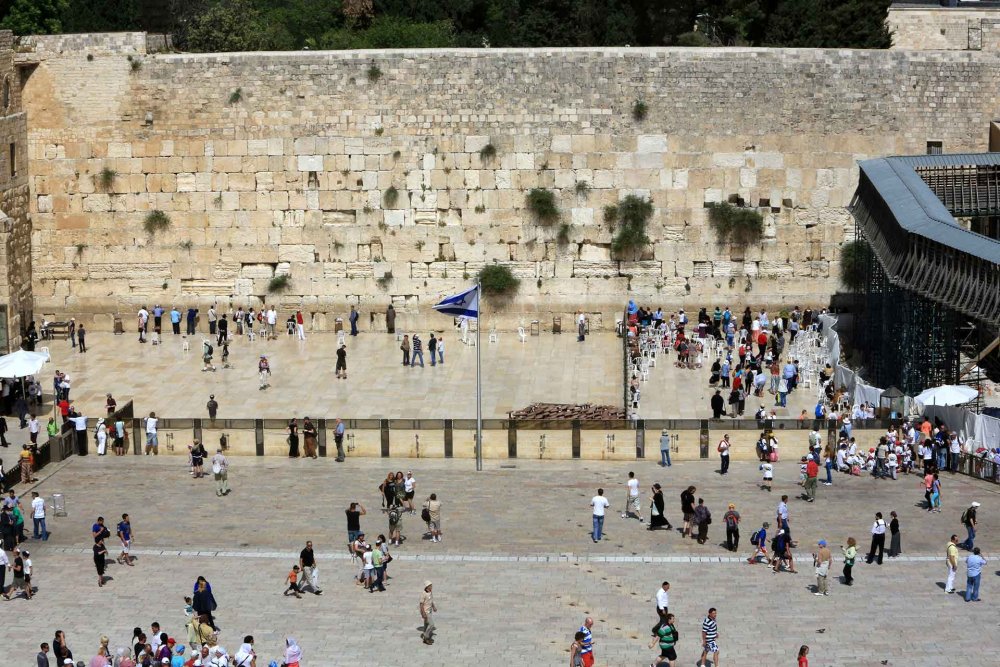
577,617 -> 594,667
699,608 -> 719,667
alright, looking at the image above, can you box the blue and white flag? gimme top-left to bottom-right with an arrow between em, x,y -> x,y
433,285 -> 480,319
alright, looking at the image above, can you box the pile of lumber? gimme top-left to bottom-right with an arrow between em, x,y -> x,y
510,403 -> 626,420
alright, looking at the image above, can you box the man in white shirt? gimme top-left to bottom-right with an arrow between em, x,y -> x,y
27,415 -> 39,445
591,488 -> 611,543
655,581 -> 670,630
30,491 -> 47,541
144,412 -> 158,455
718,434 -> 731,475
623,472 -> 643,523
266,308 -> 278,339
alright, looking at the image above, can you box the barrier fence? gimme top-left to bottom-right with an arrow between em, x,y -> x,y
67,416 -> 897,462
958,452 -> 1000,485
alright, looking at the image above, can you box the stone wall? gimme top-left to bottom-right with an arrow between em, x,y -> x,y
0,29 -> 31,351
888,5 -> 1000,50
19,35 -> 1000,330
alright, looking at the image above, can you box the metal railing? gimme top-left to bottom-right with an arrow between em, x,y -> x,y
957,452 -> 1000,485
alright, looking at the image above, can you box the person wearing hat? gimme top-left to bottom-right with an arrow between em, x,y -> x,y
960,501 -> 980,551
170,644 -> 185,667
419,581 -> 437,645
206,395 -> 218,421
211,448 -> 229,497
658,430 -> 672,467
813,540 -> 832,596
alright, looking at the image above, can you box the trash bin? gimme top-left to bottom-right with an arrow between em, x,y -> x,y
335,318 -> 344,333
113,315 -> 124,335
52,493 -> 66,517
552,316 -> 561,334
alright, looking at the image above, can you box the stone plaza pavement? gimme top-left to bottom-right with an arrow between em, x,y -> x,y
33,329 -> 822,421
1,456 -> 997,666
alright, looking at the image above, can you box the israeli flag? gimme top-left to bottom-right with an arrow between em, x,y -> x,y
433,285 -> 480,319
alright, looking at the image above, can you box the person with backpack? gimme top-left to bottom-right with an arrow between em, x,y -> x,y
692,498 -> 711,545
722,503 -> 740,552
747,522 -> 770,564
201,339 -> 215,372
960,502 -> 980,550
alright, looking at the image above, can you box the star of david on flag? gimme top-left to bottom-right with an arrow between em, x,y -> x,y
432,285 -> 480,319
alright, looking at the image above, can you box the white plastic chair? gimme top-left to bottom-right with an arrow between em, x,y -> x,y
518,327 -> 526,343
337,330 -> 346,345
39,346 -> 50,362
489,325 -> 499,344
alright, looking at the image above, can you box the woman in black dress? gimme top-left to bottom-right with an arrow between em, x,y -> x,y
379,472 -> 396,509
888,510 -> 902,557
192,577 -> 218,630
94,538 -> 108,587
287,418 -> 300,458
647,484 -> 671,531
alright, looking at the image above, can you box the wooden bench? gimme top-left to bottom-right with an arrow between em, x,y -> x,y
44,321 -> 70,340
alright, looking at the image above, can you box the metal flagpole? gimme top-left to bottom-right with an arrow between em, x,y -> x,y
476,282 -> 483,471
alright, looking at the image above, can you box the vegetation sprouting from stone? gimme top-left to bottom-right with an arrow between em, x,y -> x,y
268,274 -> 290,292
142,210 -> 171,235
96,167 -> 116,192
526,188 -> 558,225
478,264 -> 520,297
840,239 -> 872,292
609,194 -> 653,258
706,201 -> 764,246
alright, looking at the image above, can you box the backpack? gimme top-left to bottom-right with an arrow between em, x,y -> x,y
205,343 -> 214,356
961,508 -> 970,525
725,512 -> 738,528
750,529 -> 761,546
421,507 -> 431,523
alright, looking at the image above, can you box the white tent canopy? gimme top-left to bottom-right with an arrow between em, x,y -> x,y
914,384 -> 978,408
0,350 -> 48,379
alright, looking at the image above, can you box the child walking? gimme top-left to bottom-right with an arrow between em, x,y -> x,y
284,565 -> 303,598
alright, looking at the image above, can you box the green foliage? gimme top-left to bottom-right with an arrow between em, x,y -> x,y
478,264 -> 520,297
143,210 -> 171,235
603,204 -> 618,226
384,186 -> 399,207
575,181 -> 590,197
557,223 -> 571,244
676,31 -> 710,47
0,0 -> 68,35
228,88 -> 242,105
839,239 -> 872,291
479,143 -> 497,162
183,0 -> 282,52
375,271 -> 393,289
96,167 -> 117,193
59,0 -> 139,33
268,274 -> 290,293
129,58 -> 142,72
526,188 -> 559,225
706,201 -> 764,246
317,16 -> 458,50
367,63 -> 383,82
3,1 -> 892,49
609,194 -> 653,258
631,100 -> 647,122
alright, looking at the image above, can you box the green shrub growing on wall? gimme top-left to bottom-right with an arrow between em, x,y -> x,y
840,239 -> 872,291
478,264 -> 520,297
609,194 -> 653,258
143,210 -> 171,235
268,274 -> 290,292
526,188 -> 559,224
706,201 -> 764,246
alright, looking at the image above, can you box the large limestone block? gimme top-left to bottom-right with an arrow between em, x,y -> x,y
619,261 -> 662,277
572,261 -> 617,278
464,136 -> 490,153
278,244 -> 316,263
637,135 -> 669,154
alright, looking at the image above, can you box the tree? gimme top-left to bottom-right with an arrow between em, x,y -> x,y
59,0 -> 140,33
319,15 -> 457,49
1,0 -> 69,35
183,0 -> 280,52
